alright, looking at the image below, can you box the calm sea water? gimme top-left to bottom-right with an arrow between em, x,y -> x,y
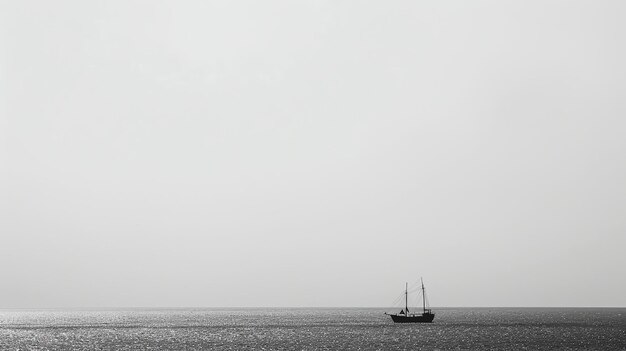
0,308 -> 624,350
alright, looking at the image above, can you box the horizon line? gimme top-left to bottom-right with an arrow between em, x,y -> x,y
1,306 -> 625,310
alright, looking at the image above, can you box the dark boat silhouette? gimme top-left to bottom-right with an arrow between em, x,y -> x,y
386,278 -> 435,323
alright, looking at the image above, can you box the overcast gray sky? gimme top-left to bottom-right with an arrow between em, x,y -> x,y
1,0 -> 625,308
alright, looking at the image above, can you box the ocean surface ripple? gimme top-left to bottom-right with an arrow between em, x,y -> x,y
0,308 -> 625,350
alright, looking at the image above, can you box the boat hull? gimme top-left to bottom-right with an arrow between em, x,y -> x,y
390,313 -> 435,323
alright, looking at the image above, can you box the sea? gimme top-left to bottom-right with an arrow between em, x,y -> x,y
0,308 -> 624,350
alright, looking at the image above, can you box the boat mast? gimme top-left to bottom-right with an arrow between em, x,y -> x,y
405,282 -> 408,313
421,278 -> 426,313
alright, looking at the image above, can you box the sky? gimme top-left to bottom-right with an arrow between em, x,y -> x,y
1,0 -> 625,308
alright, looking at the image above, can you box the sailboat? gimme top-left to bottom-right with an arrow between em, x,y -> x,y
386,278 -> 435,323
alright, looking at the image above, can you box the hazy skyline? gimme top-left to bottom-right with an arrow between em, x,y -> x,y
1,0 -> 625,308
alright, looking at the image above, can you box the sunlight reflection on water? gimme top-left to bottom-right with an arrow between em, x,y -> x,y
0,308 -> 625,350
